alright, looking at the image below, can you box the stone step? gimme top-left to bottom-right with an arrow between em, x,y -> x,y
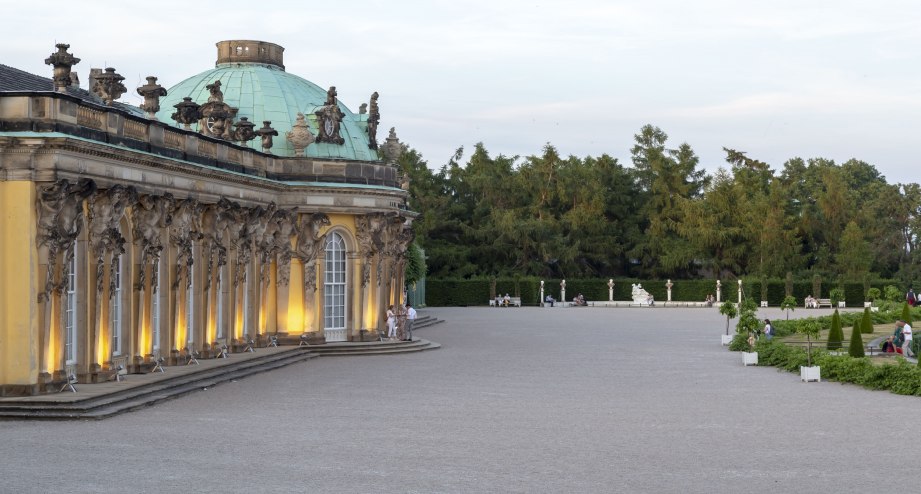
307,339 -> 441,357
412,314 -> 445,330
0,318 -> 447,420
0,348 -> 317,420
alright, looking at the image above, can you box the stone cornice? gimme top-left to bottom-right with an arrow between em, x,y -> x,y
0,92 -> 401,187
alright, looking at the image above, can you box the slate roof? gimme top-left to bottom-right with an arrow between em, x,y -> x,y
0,63 -> 144,116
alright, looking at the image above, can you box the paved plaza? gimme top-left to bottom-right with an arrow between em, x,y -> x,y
0,306 -> 914,493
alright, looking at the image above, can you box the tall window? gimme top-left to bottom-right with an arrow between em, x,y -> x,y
243,273 -> 250,337
110,254 -> 123,356
216,269 -> 224,340
187,263 -> 194,347
65,247 -> 77,364
152,259 -> 160,351
324,233 -> 346,330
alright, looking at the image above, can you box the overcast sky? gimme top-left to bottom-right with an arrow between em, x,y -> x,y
3,0 -> 920,184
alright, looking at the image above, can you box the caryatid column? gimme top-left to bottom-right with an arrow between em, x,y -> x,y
737,279 -> 743,304
560,280 -> 566,305
540,280 -> 545,307
716,280 -> 722,303
666,279 -> 673,302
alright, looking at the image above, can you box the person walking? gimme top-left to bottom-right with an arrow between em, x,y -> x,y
899,320 -> 914,358
763,319 -> 774,341
405,303 -> 417,341
908,288 -> 917,307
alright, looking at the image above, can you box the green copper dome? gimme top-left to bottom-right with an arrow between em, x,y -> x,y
159,40 -> 379,161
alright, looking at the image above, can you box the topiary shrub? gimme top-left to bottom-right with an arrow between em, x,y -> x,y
719,301 -> 737,336
902,302 -> 913,324
826,309 -> 844,350
849,319 -> 865,358
736,298 -> 760,349
797,319 -> 822,367
860,307 -> 873,334
781,295 -> 797,321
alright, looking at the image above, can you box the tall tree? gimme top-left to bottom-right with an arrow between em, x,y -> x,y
629,125 -> 709,277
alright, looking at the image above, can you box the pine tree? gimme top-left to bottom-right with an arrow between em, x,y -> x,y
860,307 -> 873,334
849,319 -> 865,358
826,309 -> 844,349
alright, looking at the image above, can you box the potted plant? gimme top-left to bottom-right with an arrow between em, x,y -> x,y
797,319 -> 822,382
781,295 -> 797,321
719,301 -> 738,345
830,287 -> 845,308
737,299 -> 760,365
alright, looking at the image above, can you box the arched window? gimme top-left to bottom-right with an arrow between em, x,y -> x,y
110,253 -> 123,356
216,268 -> 224,340
65,244 -> 78,364
187,261 -> 195,347
324,233 -> 346,331
152,258 -> 160,351
243,273 -> 250,337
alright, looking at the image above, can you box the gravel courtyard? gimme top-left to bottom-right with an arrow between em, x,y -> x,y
0,306 -> 912,493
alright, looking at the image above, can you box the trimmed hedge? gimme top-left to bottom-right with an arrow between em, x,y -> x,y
427,277 -> 903,307
749,338 -> 921,396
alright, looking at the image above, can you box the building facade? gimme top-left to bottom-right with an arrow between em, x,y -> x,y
0,41 -> 414,396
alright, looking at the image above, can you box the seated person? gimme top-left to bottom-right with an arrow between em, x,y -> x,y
646,293 -> 655,306
881,335 -> 897,353
805,295 -> 817,308
705,294 -> 714,307
544,294 -> 555,307
574,293 -> 587,306
494,295 -> 502,307
503,293 -> 511,307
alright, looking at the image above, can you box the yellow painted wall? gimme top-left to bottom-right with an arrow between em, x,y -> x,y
0,182 -> 39,385
287,258 -> 304,333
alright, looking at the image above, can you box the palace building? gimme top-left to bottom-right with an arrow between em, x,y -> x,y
0,41 -> 414,396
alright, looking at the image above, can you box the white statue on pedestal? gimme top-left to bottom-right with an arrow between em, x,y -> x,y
631,283 -> 653,305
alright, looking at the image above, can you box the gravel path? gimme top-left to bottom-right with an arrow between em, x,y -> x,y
0,306 -> 910,493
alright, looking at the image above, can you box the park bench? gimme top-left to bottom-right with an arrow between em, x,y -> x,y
489,297 -> 521,307
816,298 -> 832,308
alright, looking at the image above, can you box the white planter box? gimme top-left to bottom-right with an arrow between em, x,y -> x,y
800,365 -> 821,382
721,334 -> 734,345
864,301 -> 872,308
742,351 -> 758,366
760,301 -> 768,308
871,307 -> 880,313
838,301 -> 846,308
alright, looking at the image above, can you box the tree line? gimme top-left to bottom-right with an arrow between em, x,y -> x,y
398,124 -> 921,284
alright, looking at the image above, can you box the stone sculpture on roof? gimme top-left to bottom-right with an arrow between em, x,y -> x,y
286,113 -> 316,156
315,86 -> 345,144
44,43 -> 80,92
367,91 -> 380,150
136,76 -> 167,119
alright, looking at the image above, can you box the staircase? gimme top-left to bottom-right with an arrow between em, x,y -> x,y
0,347 -> 318,420
412,312 -> 445,330
306,338 -> 440,357
0,333 -> 442,420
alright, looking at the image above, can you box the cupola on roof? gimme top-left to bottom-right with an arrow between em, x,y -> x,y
159,40 -> 380,161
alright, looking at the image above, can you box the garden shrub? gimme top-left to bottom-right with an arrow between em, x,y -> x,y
860,308 -> 873,334
744,333 -> 921,397
826,310 -> 843,350
848,319 -> 864,358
